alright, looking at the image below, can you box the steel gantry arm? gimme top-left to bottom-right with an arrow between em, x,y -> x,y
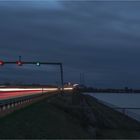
0,59 -> 64,93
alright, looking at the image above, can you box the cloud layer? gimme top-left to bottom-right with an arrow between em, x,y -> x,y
0,1 -> 140,88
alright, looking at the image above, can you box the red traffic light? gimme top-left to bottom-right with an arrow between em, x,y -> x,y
16,61 -> 23,66
0,60 -> 4,66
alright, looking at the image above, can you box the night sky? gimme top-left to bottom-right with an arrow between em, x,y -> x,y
0,0 -> 140,88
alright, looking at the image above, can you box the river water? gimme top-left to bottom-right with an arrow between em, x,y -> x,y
84,92 -> 140,121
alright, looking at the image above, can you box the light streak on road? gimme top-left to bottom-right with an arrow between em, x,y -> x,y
0,88 -> 58,101
0,88 -> 58,92
42,88 -> 58,91
63,87 -> 73,90
0,87 -> 73,101
0,90 -> 43,100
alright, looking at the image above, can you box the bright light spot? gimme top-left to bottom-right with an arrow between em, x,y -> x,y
73,84 -> 79,87
36,62 -> 40,66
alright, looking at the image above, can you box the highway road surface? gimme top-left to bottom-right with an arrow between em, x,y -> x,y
0,87 -> 73,101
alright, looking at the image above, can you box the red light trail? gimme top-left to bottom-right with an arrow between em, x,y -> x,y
0,90 -> 43,100
0,88 -> 58,100
0,87 -> 73,101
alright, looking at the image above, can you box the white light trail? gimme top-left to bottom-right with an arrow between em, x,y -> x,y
0,88 -> 58,92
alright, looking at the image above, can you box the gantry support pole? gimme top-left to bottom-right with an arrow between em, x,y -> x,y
2,58 -> 64,94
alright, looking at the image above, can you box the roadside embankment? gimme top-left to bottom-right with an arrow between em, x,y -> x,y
0,92 -> 140,139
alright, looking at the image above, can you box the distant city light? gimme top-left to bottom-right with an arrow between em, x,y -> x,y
73,84 -> 79,87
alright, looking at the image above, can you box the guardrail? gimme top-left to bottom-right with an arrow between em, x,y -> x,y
0,93 -> 45,112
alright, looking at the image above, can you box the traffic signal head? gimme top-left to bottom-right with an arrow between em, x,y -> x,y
0,60 -> 4,66
16,61 -> 22,66
36,62 -> 40,66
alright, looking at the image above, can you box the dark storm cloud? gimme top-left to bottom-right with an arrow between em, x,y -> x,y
0,1 -> 140,87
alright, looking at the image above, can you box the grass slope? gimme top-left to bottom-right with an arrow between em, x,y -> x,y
0,93 -> 140,139
0,94 -> 91,139
84,95 -> 140,138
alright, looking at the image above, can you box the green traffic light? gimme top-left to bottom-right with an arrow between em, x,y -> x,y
36,62 -> 40,66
